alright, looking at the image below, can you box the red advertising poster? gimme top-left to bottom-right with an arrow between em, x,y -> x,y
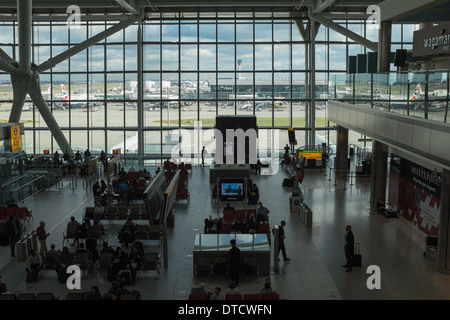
388,157 -> 441,237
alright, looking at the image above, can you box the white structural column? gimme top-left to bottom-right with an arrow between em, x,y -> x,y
294,18 -> 319,147
369,21 -> 391,213
17,0 -> 32,74
309,19 -> 317,147
137,11 -> 144,167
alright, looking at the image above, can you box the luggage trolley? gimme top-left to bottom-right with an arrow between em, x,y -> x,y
424,236 -> 438,257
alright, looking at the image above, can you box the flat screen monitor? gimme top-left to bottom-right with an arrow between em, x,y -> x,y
220,182 -> 244,196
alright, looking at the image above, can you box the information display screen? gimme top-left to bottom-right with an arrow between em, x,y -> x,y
220,182 -> 244,196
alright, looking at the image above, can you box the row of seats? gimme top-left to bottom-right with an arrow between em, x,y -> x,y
223,209 -> 257,222
98,251 -> 161,279
189,293 -> 279,300
85,206 -> 149,221
0,292 -> 141,300
219,222 -> 270,234
0,207 -> 33,221
163,161 -> 192,172
63,223 -> 107,246
0,293 -> 56,300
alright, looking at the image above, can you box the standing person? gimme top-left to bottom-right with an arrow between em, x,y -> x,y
75,150 -> 82,164
201,146 -> 207,167
63,150 -> 70,162
228,239 -> 241,286
53,151 -> 60,166
36,221 -> 50,256
4,214 -> 22,257
278,220 -> 290,262
343,225 -> 354,272
93,181 -> 102,203
7,199 -> 19,208
256,202 -> 270,223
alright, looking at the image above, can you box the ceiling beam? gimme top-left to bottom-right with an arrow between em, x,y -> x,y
116,0 -> 140,15
309,12 -> 378,51
312,0 -> 335,14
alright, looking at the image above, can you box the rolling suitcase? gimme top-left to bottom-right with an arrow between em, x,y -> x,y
352,242 -> 362,267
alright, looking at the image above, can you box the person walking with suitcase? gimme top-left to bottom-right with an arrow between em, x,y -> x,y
342,225 -> 354,272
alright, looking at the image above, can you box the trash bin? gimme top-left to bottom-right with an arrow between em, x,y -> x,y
32,232 -> 38,251
305,209 -> 313,228
26,234 -> 33,253
16,239 -> 27,262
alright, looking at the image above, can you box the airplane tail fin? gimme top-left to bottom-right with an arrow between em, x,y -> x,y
61,84 -> 69,101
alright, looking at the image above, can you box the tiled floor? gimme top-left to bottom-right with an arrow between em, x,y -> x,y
1,160 -> 450,300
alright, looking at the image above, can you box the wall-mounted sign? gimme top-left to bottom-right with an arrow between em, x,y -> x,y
413,22 -> 450,57
358,138 -> 373,142
10,124 -> 21,152
297,149 -> 322,160
43,150 -> 50,155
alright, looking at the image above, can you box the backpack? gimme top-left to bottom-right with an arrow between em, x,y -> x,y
57,266 -> 69,283
26,270 -> 38,283
44,255 -> 55,269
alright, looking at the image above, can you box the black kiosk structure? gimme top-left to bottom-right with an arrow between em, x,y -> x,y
211,115 -> 257,212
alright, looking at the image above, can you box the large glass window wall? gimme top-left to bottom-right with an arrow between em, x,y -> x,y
0,15 -> 418,164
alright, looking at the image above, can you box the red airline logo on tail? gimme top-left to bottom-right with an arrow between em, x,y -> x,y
61,84 -> 69,101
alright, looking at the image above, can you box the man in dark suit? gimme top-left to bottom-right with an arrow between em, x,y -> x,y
228,239 -> 241,286
278,220 -> 290,262
343,225 -> 354,272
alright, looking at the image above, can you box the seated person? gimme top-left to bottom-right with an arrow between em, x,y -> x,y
67,216 -> 79,229
100,241 -> 115,254
204,217 -> 213,234
190,282 -> 207,295
85,236 -> 99,263
75,242 -> 90,254
377,198 -> 386,215
118,218 -> 136,248
93,202 -> 105,225
129,246 -> 143,285
119,181 -> 129,201
247,215 -> 259,234
72,221 -> 90,247
260,282 -> 279,296
232,219 -> 246,234
281,152 -> 291,167
224,203 -> 235,212
209,218 -> 220,234
107,281 -> 124,301
59,246 -> 75,268
26,249 -> 42,274
111,247 -> 129,271
45,244 -> 61,268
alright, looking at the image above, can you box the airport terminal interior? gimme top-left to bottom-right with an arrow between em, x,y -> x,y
0,0 -> 450,301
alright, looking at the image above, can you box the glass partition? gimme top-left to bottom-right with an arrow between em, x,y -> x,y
330,70 -> 450,123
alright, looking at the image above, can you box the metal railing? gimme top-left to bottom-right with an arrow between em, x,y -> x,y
5,174 -> 51,205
